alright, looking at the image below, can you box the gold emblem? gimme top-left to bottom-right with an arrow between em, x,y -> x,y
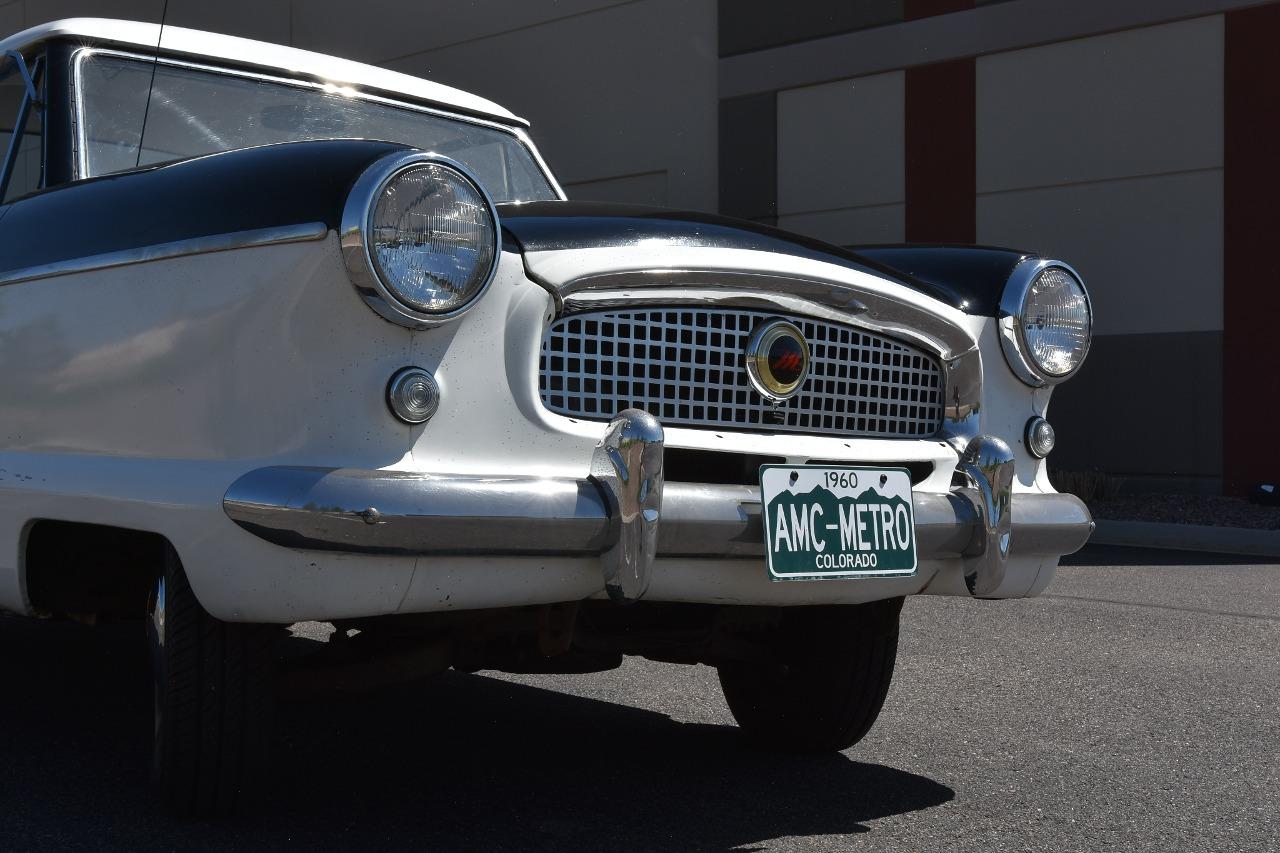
745,319 -> 810,401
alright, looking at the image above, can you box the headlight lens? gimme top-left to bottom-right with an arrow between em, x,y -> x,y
1021,267 -> 1090,377
1000,261 -> 1092,386
368,162 -> 497,315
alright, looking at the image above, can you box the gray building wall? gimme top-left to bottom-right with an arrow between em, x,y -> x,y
973,17 -> 1225,485
711,0 -> 1259,493
776,72 -> 906,244
5,0 -> 1264,493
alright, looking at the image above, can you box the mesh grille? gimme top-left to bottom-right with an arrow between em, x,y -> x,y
538,308 -> 945,438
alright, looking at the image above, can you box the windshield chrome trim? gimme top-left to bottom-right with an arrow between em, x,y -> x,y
512,125 -> 566,200
0,221 -> 328,287
68,47 -> 565,199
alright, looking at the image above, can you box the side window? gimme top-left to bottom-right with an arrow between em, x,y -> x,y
0,53 -> 43,203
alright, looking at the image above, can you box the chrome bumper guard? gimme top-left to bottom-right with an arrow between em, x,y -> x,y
224,410 -> 1093,602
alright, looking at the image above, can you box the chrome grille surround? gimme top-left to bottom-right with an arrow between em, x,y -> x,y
539,307 -> 946,438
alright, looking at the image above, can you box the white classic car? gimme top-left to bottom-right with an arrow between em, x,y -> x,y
0,19 -> 1093,815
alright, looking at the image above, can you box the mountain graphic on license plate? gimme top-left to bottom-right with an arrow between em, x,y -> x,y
759,465 -> 918,580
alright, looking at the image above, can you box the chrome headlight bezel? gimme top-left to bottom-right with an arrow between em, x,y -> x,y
340,151 -> 501,329
998,259 -> 1092,387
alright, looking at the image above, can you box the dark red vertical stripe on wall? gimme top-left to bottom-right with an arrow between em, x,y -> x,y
904,0 -> 975,242
904,0 -> 973,20
1224,5 -> 1280,495
904,57 -> 976,243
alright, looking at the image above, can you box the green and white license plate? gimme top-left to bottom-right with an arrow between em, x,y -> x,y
760,465 -> 918,580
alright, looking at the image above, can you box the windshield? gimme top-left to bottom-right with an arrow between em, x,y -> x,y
75,52 -> 558,203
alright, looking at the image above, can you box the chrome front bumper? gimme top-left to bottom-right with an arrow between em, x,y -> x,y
223,411 -> 1093,602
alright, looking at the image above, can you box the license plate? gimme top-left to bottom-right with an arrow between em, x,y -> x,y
760,465 -> 918,580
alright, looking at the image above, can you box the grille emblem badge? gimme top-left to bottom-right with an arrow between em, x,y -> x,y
746,318 -> 810,402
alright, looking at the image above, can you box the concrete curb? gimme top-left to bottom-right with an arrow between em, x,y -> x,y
1090,520 -> 1280,559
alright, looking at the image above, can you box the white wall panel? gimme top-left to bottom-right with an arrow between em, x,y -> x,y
166,0 -> 292,44
564,171 -> 668,206
384,0 -> 718,211
978,170 -> 1224,335
290,0 -> 634,64
20,0 -> 163,26
977,16 -> 1224,193
19,0 -> 288,42
777,71 -> 904,215
0,2 -> 22,36
778,203 -> 905,246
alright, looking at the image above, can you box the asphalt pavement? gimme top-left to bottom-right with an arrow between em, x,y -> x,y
1,545 -> 1276,852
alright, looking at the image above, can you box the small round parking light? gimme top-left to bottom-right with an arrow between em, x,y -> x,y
386,367 -> 440,425
1025,416 -> 1056,458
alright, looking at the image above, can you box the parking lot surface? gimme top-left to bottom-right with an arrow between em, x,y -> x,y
1,545 -> 1276,852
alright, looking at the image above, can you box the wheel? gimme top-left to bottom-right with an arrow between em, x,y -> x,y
146,545 -> 275,817
716,598 -> 904,753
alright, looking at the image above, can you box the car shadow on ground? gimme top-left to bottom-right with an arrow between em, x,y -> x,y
1061,543 -> 1272,567
0,617 -> 953,852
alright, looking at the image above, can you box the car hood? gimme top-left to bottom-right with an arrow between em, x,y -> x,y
496,201 -> 1030,316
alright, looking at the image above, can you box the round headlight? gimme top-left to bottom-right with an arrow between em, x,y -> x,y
999,261 -> 1092,386
342,153 -> 499,328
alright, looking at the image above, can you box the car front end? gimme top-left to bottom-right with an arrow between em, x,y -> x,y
218,149 -> 1095,616
0,19 -> 1096,816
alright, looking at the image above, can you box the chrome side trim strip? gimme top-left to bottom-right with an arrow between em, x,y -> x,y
224,466 -> 614,557
0,222 -> 329,287
222,465 -> 1092,562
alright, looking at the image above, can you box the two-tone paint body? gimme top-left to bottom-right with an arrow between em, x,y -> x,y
0,22 -> 1091,624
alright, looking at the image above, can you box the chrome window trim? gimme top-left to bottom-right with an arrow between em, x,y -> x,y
550,267 -> 984,447
0,221 -> 329,287
68,47 -> 565,199
339,151 -> 502,329
511,126 -> 566,200
997,258 -> 1092,388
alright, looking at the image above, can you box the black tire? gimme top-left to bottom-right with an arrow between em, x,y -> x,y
147,546 -> 275,817
717,598 -> 903,753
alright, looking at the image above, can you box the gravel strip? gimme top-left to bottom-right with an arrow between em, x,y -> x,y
1088,494 -> 1280,530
